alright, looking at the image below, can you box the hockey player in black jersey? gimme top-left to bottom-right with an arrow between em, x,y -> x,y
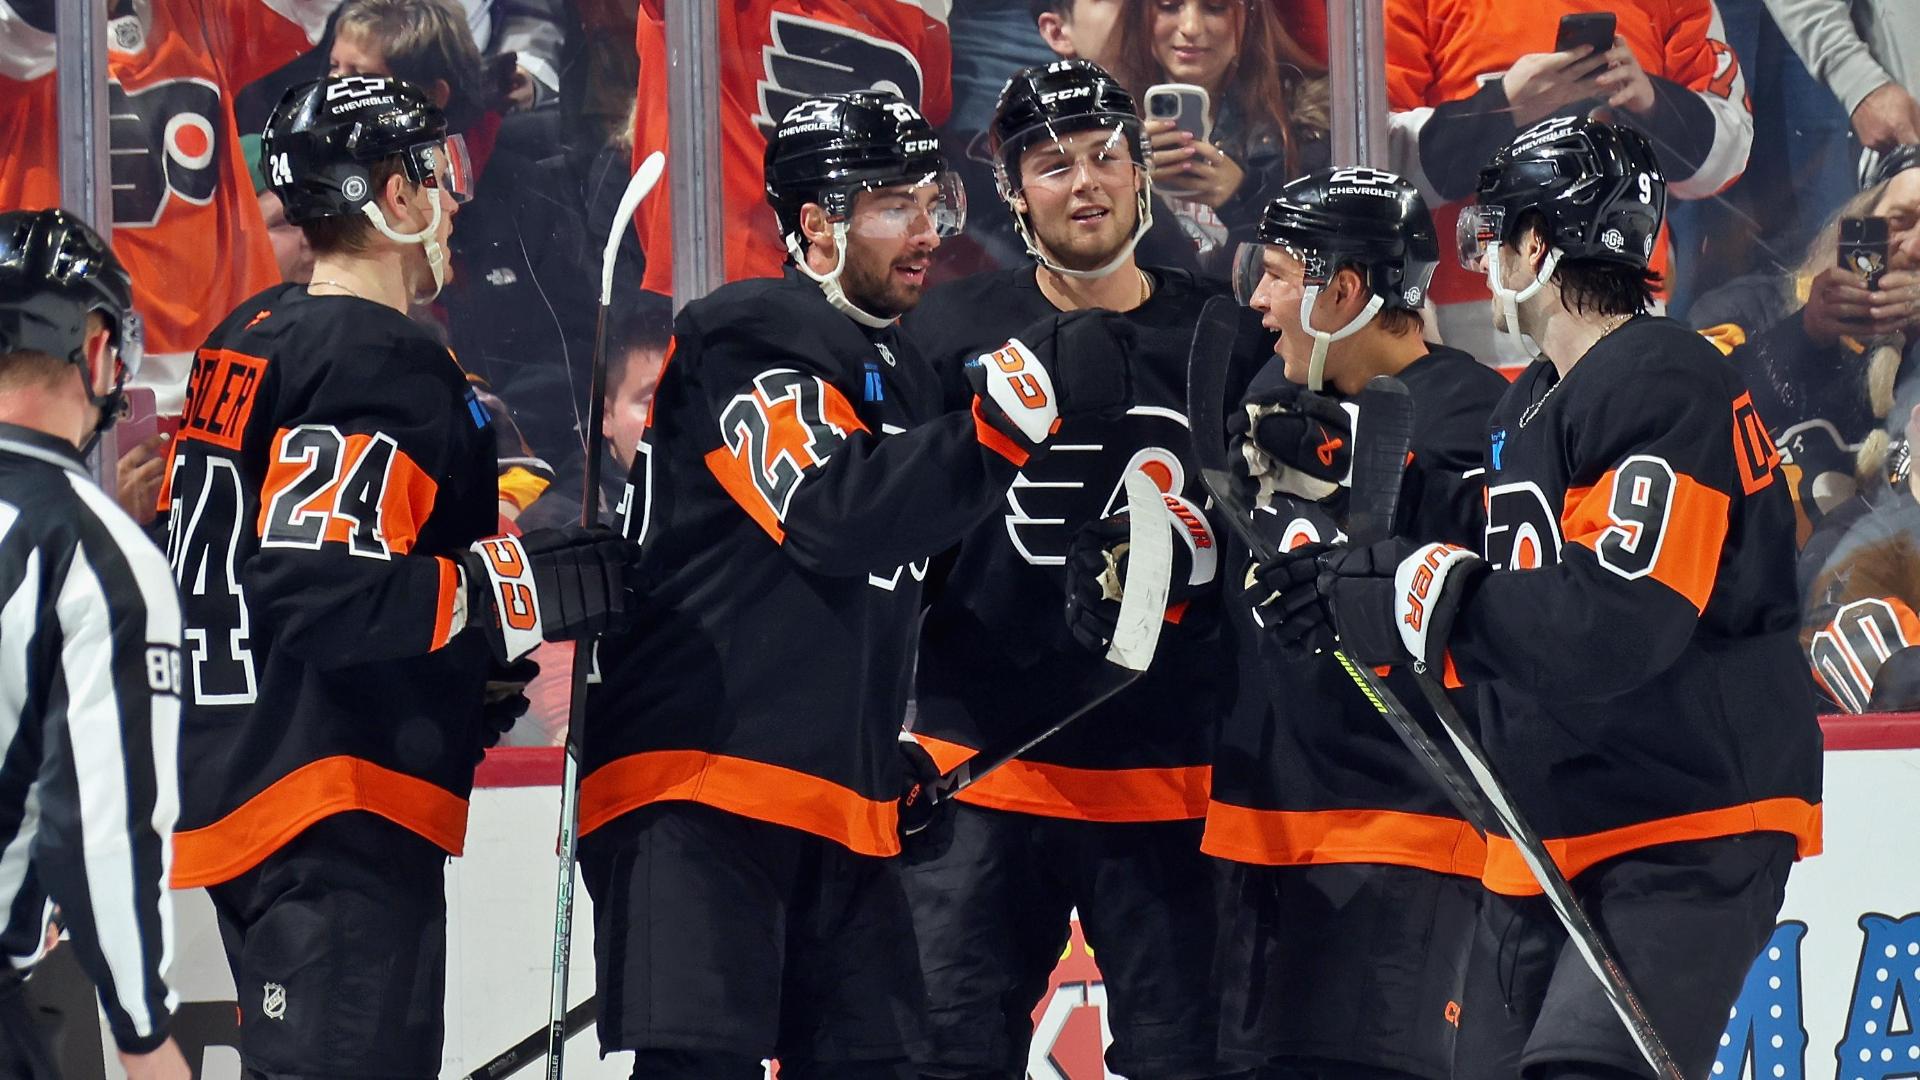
899,60 -> 1266,1080
161,76 -> 638,1079
1212,169 -> 1506,1080
0,210 -> 189,1080
577,91 -> 1136,1080
1254,118 -> 1823,1080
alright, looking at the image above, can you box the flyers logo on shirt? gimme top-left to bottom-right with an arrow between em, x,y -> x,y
108,78 -> 225,228
1004,406 -> 1212,581
751,12 -> 927,136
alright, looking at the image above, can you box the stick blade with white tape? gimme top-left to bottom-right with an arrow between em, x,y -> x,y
903,470 -> 1176,827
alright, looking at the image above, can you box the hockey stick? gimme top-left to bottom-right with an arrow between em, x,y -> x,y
907,469 -> 1175,820
902,470 -> 1172,830
545,149 -> 667,1080
1341,376 -> 1490,828
468,999 -> 598,1080
1185,296 -> 1683,1080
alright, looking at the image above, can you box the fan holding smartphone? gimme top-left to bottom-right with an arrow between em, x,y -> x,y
1113,0 -> 1326,265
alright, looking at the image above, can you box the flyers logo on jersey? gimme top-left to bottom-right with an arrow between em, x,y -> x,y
751,13 -> 927,136
109,78 -> 223,228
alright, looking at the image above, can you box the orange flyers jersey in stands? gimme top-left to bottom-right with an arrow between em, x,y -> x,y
1383,0 -> 1749,325
160,284 -> 498,889
1446,315 -> 1821,895
629,0 -> 951,296
0,0 -> 336,412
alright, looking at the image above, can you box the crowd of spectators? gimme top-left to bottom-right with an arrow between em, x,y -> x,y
13,0 -> 1920,716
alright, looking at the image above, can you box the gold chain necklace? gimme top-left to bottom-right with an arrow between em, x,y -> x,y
307,278 -> 363,299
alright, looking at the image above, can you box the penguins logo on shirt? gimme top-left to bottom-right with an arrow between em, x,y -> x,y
751,13 -> 928,136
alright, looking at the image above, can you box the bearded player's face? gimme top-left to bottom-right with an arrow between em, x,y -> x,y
839,184 -> 943,319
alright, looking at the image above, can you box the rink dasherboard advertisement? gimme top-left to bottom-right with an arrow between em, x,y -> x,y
44,738 -> 1920,1079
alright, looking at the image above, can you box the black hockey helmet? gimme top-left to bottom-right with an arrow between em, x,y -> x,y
1874,143 -> 1920,188
763,91 -> 964,248
262,75 -> 473,225
1236,166 -> 1437,309
1459,116 -> 1665,271
0,208 -> 138,372
0,209 -> 142,445
990,60 -> 1148,194
988,60 -> 1152,277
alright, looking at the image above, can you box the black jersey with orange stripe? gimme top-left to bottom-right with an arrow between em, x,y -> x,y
1445,315 -> 1824,895
900,266 -> 1269,823
1203,344 -> 1505,873
161,283 -> 499,889
580,269 -> 1029,858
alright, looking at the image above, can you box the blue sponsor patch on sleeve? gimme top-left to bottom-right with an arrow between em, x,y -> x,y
465,387 -> 492,429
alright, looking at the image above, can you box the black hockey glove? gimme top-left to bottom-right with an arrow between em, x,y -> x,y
1228,383 -> 1355,504
896,733 -> 954,863
460,525 -> 641,664
477,656 -> 539,763
967,310 -> 1133,456
1243,541 -> 1338,655
1063,506 -> 1214,653
1248,539 -> 1487,667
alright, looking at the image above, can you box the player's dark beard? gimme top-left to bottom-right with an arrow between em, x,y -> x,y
841,244 -> 922,319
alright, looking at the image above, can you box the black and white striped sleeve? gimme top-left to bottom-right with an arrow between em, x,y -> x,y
21,476 -> 181,1052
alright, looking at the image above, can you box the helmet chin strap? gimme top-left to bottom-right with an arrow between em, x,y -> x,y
1485,246 -> 1560,360
363,197 -> 449,302
75,352 -> 125,458
788,225 -> 895,329
1016,183 -> 1153,280
1298,284 -> 1384,391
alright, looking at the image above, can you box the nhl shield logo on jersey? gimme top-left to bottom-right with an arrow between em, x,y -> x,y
262,981 -> 287,1021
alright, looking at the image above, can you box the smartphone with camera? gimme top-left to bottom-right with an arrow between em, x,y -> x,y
118,386 -> 160,449
1555,11 -> 1617,54
1840,217 -> 1891,289
1145,83 -> 1212,143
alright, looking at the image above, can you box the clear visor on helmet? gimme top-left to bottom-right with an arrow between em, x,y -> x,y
1455,204 -> 1505,271
408,133 -> 475,204
1008,120 -> 1145,192
1230,241 -> 1308,305
113,308 -> 144,387
844,169 -> 968,240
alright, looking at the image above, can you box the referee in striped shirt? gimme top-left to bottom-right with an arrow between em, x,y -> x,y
0,209 -> 188,1079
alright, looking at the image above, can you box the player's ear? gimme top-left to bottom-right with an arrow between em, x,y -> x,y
1036,12 -> 1074,57
381,169 -> 415,222
82,314 -> 115,398
799,202 -> 835,254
